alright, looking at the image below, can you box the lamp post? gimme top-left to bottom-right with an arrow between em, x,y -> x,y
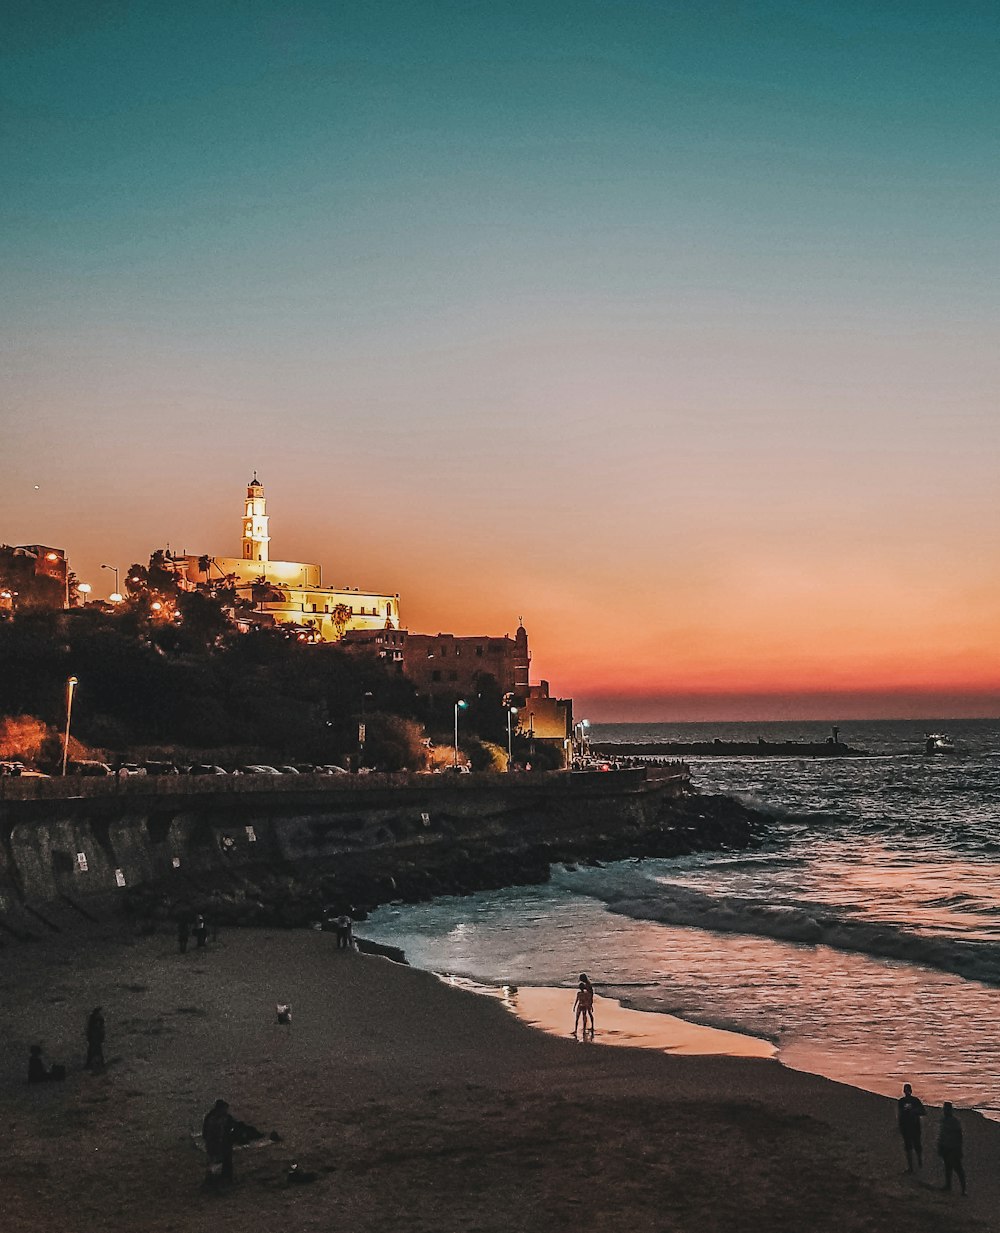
101,563 -> 120,602
77,583 -> 91,606
574,719 -> 590,765
506,705 -> 518,771
453,699 -> 468,770
358,690 -> 373,769
61,676 -> 78,776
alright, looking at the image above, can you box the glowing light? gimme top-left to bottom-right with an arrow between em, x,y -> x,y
77,583 -> 91,594
109,592 -> 123,603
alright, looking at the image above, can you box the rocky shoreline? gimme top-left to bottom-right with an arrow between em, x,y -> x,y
123,792 -> 767,932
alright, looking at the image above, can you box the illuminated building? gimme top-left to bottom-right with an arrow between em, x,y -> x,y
173,475 -> 400,641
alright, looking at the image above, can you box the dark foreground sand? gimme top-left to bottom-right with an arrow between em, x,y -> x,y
2,922 -> 996,1232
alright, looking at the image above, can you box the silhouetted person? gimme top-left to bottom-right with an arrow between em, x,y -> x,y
177,919 -> 190,954
27,1045 -> 49,1084
85,1006 -> 105,1072
194,914 -> 208,948
897,1083 -> 926,1172
202,1098 -> 236,1185
335,913 -> 353,950
937,1102 -> 966,1194
579,973 -> 595,1033
572,976 -> 594,1037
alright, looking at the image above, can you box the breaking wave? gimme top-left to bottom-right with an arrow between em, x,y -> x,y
558,867 -> 1000,987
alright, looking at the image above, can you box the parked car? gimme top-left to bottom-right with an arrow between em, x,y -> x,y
67,760 -> 113,776
143,761 -> 180,776
315,764 -> 350,775
234,764 -> 281,775
0,761 -> 26,776
187,764 -> 228,776
277,765 -> 300,774
116,764 -> 148,777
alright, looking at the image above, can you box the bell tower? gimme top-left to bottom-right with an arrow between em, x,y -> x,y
241,472 -> 270,562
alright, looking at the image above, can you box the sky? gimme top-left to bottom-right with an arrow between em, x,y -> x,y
2,0 -> 998,721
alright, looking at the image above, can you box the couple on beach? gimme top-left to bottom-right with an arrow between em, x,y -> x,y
572,974 -> 594,1037
898,1083 -> 967,1195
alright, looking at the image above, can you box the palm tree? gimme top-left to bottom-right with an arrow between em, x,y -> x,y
331,603 -> 352,639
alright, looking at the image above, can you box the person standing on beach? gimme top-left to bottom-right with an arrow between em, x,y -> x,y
579,973 -> 595,1034
202,1098 -> 237,1185
897,1083 -> 926,1172
572,977 -> 594,1037
85,1006 -> 105,1072
937,1102 -> 966,1195
194,914 -> 208,948
335,913 -> 353,950
177,918 -> 190,954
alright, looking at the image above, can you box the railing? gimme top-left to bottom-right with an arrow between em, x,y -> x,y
0,764 -> 689,803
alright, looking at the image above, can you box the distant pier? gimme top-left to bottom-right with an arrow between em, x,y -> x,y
591,739 -> 867,759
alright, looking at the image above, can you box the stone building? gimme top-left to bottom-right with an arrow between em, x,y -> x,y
172,475 -> 400,641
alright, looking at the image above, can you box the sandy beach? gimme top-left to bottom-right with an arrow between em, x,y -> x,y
2,921 -> 996,1233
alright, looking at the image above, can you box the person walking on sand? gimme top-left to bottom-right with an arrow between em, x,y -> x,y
937,1102 -> 966,1195
897,1083 -> 926,1172
202,1098 -> 237,1185
85,1006 -> 105,1072
177,918 -> 190,954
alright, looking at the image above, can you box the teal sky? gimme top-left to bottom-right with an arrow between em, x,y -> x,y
3,1 -> 998,718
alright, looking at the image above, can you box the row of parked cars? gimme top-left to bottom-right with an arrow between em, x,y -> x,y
64,760 -> 352,777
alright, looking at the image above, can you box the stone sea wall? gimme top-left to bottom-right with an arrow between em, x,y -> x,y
0,771 -> 764,941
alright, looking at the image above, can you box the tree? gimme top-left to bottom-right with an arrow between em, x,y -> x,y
331,603 -> 351,639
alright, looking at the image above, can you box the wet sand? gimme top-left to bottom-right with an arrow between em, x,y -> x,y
2,923 -> 997,1232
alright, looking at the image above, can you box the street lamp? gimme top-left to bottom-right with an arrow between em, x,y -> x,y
61,676 -> 79,776
101,563 -> 120,601
77,583 -> 91,605
506,705 -> 518,771
453,699 -> 468,770
574,719 -> 590,765
358,691 -> 373,769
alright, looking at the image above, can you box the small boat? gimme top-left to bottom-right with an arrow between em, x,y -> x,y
924,733 -> 956,754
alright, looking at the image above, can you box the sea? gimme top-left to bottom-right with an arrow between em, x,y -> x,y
364,718 -> 1000,1117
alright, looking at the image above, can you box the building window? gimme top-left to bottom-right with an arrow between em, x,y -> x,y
476,646 -> 483,657
448,671 -> 458,681
431,670 -> 441,682
440,644 -> 447,655
455,647 -> 460,657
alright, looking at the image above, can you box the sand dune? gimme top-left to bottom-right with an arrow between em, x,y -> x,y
2,923 -> 996,1232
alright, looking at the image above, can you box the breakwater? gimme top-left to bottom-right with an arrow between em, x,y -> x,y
0,769 -> 766,940
592,740 -> 866,758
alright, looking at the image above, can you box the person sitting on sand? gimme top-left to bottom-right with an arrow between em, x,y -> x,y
572,978 -> 594,1038
937,1102 -> 966,1195
203,1098 -> 237,1185
897,1083 -> 926,1172
28,1045 -> 50,1084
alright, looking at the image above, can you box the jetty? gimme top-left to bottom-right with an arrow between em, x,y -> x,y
592,739 -> 866,759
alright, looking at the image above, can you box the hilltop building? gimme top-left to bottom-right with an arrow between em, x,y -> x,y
343,622 -> 574,750
172,475 -> 400,641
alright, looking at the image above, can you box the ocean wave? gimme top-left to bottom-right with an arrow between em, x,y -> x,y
564,867 -> 1000,987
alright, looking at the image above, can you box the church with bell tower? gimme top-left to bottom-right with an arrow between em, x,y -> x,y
241,473 -> 270,562
173,474 -> 400,641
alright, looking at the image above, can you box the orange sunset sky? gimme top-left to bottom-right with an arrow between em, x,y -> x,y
3,3 -> 998,721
